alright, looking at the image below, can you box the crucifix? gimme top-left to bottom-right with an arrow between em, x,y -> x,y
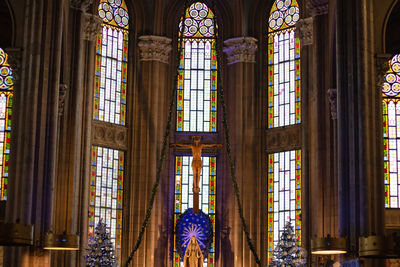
171,136 -> 222,214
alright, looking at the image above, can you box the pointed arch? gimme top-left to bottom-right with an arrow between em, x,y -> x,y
267,0 -> 301,128
93,0 -> 129,125
176,1 -> 217,132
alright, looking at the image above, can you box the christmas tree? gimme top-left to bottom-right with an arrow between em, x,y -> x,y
269,221 -> 306,267
85,219 -> 116,267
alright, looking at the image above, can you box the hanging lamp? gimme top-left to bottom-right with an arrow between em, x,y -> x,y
43,231 -> 80,250
311,235 -> 347,255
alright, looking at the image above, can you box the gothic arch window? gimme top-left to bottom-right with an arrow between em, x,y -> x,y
173,2 -> 218,266
266,0 -> 302,263
383,54 -> 400,208
176,1 -> 217,132
94,0 -> 129,125
88,0 -> 130,262
0,48 -> 13,201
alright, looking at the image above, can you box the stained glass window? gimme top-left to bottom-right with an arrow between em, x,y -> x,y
176,2 -> 217,132
0,48 -> 13,201
94,0 -> 129,125
174,156 -> 216,267
383,54 -> 400,208
89,146 -> 124,261
267,150 -> 301,262
268,0 -> 301,128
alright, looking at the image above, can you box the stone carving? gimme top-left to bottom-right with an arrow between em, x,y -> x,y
223,37 -> 258,65
82,12 -> 103,41
327,88 -> 337,120
92,121 -> 127,150
306,0 -> 328,16
70,0 -> 92,12
295,17 -> 313,46
138,36 -> 172,64
266,125 -> 301,153
375,53 -> 393,88
5,48 -> 22,84
58,84 -> 68,117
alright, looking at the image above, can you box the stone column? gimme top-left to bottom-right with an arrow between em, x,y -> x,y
336,0 -> 385,265
122,35 -> 172,267
51,1 -> 101,266
78,10 -> 102,267
4,0 -> 65,266
222,37 -> 259,267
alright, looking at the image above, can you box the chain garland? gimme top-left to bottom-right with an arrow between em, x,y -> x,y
122,1 -> 188,266
211,0 -> 263,265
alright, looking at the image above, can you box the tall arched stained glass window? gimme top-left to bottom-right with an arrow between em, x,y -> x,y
0,48 -> 13,201
267,0 -> 301,263
383,54 -> 400,208
268,0 -> 301,128
94,0 -> 129,125
176,2 -> 217,132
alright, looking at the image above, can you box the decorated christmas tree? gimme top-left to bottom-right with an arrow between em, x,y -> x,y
85,219 -> 116,266
269,221 -> 306,267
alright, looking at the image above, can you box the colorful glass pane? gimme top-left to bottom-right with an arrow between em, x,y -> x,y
268,0 -> 301,128
89,146 -> 124,263
177,2 -> 217,132
0,48 -> 13,201
268,0 -> 300,32
383,54 -> 400,208
267,150 -> 301,262
174,156 -> 216,267
94,0 -> 128,125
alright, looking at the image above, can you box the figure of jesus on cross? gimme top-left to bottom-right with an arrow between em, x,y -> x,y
171,136 -> 222,213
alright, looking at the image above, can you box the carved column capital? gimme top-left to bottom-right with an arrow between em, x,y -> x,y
58,84 -> 68,117
327,88 -> 337,120
5,48 -> 22,84
70,0 -> 93,12
82,12 -> 103,41
138,35 -> 172,64
306,0 -> 328,16
376,53 -> 393,87
295,17 -> 313,46
223,37 -> 258,65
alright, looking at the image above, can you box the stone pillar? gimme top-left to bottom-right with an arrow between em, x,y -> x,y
4,0 -> 65,266
222,37 -> 259,267
336,0 -> 385,265
78,9 -> 102,267
123,35 -> 172,267
51,1 -> 101,266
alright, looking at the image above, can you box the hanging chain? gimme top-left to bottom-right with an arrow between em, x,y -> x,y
122,1 -> 188,266
211,0 -> 263,265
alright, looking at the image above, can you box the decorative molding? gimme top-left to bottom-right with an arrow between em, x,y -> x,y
82,12 -> 103,41
58,84 -> 68,117
92,121 -> 127,150
327,88 -> 337,120
306,0 -> 328,16
265,125 -> 301,153
295,17 -> 313,46
70,0 -> 92,12
5,48 -> 22,84
223,37 -> 258,65
138,36 -> 172,64
376,53 -> 393,87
